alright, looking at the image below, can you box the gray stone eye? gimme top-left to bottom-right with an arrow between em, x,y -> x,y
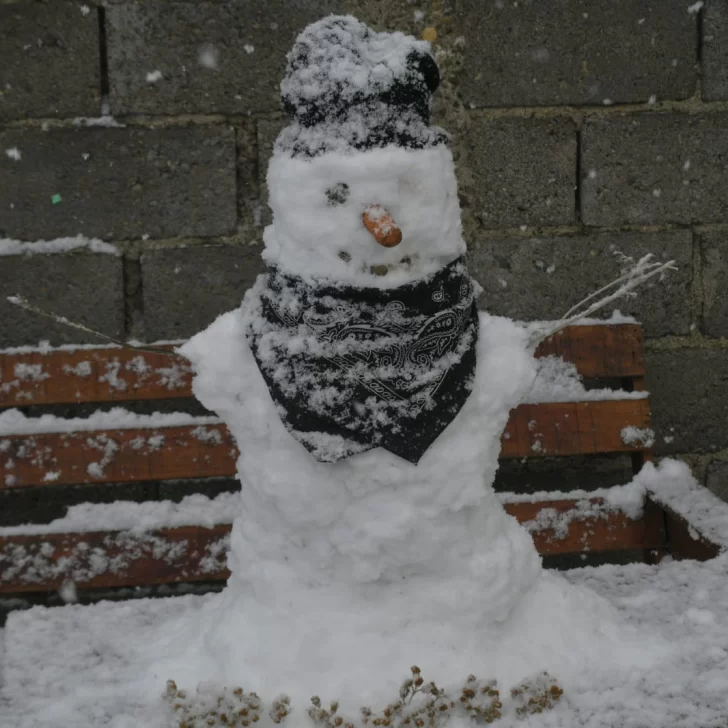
326,183 -> 350,206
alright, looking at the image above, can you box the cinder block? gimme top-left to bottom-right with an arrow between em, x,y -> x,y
701,230 -> 728,338
457,0 -> 696,108
107,0 -> 341,115
581,113 -> 728,226
459,117 -> 576,229
141,244 -> 264,341
0,126 -> 236,240
704,0 -> 728,101
706,460 -> 728,503
468,230 -> 693,337
646,348 -> 728,455
0,251 -> 124,347
0,2 -> 100,121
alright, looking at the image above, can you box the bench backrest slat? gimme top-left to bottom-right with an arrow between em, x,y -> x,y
0,400 -> 651,489
0,325 -> 644,409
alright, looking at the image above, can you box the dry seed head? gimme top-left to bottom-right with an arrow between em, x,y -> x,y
411,666 -> 421,675
252,714 -> 259,723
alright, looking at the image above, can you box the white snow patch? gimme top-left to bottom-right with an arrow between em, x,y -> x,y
0,236 -> 119,257
197,44 -> 219,69
0,491 -> 240,536
0,339 -> 185,356
146,70 -> 163,83
0,408 -> 220,437
243,44 -> 255,54
5,147 -> 21,161
641,458 -> 728,550
13,364 -> 49,382
58,580 -> 78,604
688,1 -> 704,13
63,361 -> 92,377
621,426 -> 655,448
72,116 -> 125,128
79,4 -> 90,16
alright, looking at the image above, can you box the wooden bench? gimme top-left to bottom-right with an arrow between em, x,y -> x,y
0,323 -> 721,603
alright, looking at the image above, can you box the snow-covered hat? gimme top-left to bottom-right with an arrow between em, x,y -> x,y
278,15 -> 447,156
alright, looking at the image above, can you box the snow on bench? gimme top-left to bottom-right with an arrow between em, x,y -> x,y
0,323 -> 675,596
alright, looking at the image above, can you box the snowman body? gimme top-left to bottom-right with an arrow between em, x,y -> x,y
176,15 -> 664,712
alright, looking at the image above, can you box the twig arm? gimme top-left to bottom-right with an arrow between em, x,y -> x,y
6,295 -> 184,358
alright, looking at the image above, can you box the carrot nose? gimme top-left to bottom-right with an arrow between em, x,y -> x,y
362,205 -> 402,248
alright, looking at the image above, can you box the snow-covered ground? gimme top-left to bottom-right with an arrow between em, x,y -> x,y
2,550 -> 728,728
2,460 -> 727,728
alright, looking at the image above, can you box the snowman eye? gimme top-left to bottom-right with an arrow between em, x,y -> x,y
326,182 -> 350,206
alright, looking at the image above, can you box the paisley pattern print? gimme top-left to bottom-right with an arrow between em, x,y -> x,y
247,258 -> 479,464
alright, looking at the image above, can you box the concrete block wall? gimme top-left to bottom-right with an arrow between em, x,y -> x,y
1,0 -> 727,493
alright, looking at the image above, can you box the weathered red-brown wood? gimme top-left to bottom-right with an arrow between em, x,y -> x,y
534,324 -> 645,379
0,424 -> 236,488
0,325 -> 644,409
0,498 -> 668,594
0,524 -> 231,593
500,399 -> 651,459
1,400 -> 651,489
503,496 -> 667,556
0,346 -> 189,408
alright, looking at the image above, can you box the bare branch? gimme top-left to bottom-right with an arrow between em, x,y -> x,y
528,254 -> 678,349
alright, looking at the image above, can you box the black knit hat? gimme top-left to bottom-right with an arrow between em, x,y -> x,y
277,15 -> 446,156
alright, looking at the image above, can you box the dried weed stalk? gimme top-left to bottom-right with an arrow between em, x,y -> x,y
165,668 -> 563,727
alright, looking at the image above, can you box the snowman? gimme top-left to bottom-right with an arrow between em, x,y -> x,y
173,14 -> 667,719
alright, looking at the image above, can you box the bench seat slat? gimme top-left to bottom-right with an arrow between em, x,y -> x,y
0,325 -> 644,409
0,497 -> 667,594
0,401 -> 651,489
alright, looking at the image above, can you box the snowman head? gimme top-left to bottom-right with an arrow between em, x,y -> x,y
263,15 -> 466,288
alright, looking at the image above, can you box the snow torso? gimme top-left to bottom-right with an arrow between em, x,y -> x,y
178,306 -> 663,709
183,306 -> 540,601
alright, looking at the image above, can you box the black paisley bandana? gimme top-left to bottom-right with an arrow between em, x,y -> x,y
246,258 -> 479,464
